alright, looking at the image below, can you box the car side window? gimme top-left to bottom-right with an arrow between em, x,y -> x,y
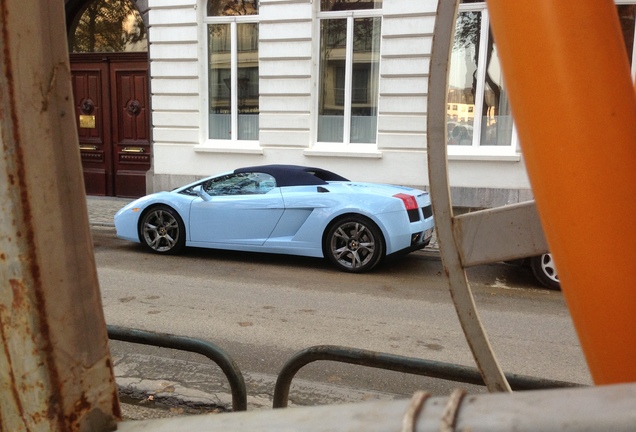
202,172 -> 276,196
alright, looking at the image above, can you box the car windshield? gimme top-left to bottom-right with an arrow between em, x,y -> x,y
182,172 -> 277,197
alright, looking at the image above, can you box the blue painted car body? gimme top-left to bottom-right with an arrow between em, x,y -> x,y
114,165 -> 434,272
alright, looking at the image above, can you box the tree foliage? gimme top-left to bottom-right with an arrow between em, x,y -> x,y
71,0 -> 146,53
207,0 -> 258,17
451,11 -> 502,115
321,0 -> 382,12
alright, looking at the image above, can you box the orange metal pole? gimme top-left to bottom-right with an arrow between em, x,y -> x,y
486,0 -> 636,384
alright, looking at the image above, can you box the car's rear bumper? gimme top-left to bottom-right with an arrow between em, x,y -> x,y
387,227 -> 434,257
408,227 -> 434,251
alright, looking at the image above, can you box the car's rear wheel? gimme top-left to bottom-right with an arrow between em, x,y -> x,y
139,205 -> 185,254
324,216 -> 385,273
530,253 -> 560,290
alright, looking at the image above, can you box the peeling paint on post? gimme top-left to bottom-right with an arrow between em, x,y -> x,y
0,1 -> 120,431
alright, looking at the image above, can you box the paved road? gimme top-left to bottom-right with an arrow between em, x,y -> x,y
88,209 -> 591,414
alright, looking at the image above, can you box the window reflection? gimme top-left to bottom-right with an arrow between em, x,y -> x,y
481,34 -> 512,146
318,17 -> 380,143
447,11 -> 511,146
70,0 -> 147,53
618,5 -> 636,65
203,172 -> 275,195
450,1 -> 636,149
447,12 -> 478,145
208,0 -> 258,16
209,24 -> 232,139
351,18 -> 381,143
208,21 -> 259,140
320,0 -> 382,12
237,23 -> 259,140
318,19 -> 347,143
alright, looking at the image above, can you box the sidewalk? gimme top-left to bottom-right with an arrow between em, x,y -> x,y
86,196 -> 133,227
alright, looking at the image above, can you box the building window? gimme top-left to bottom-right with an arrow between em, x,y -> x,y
206,1 -> 259,141
320,0 -> 382,11
617,3 -> 636,78
69,0 -> 147,53
449,1 -> 636,153
317,2 -> 381,144
447,4 -> 513,150
208,0 -> 258,16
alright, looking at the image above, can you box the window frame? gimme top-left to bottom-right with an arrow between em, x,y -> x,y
202,1 -> 260,149
315,7 -> 383,149
449,0 -> 636,159
447,2 -> 520,159
616,0 -> 636,80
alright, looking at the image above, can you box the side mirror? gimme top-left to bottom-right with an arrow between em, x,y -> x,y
193,185 -> 212,202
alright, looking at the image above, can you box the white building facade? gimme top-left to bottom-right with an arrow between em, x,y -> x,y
145,0 -> 636,208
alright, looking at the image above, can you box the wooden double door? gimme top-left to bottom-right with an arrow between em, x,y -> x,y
71,52 -> 150,197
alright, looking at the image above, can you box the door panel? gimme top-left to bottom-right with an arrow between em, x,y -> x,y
72,62 -> 111,195
70,53 -> 150,198
111,60 -> 151,198
189,194 -> 285,245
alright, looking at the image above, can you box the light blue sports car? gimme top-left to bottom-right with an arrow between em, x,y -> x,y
114,165 -> 434,273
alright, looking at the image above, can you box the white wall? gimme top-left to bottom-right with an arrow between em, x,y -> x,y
259,0 -> 314,149
147,0 -> 532,207
148,0 -> 200,170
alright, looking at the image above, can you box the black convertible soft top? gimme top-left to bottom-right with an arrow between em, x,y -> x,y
234,165 -> 350,187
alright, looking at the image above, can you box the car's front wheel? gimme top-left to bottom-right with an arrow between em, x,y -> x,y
530,253 -> 560,290
139,205 -> 185,254
324,216 -> 385,273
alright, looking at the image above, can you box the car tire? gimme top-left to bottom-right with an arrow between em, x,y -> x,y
530,253 -> 560,290
138,205 -> 186,254
323,215 -> 385,273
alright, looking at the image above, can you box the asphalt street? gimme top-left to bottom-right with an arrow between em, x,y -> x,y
85,196 -> 589,421
86,195 -> 446,417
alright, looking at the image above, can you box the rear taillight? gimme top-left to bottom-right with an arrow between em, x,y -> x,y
394,193 -> 420,222
393,193 -> 418,210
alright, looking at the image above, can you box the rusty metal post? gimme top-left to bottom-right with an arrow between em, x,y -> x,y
0,1 -> 120,431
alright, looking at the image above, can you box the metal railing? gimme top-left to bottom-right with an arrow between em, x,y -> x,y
273,345 -> 582,408
107,325 -> 248,412
106,327 -> 581,411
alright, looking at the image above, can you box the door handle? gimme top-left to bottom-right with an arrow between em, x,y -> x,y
79,145 -> 98,151
122,147 -> 145,153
